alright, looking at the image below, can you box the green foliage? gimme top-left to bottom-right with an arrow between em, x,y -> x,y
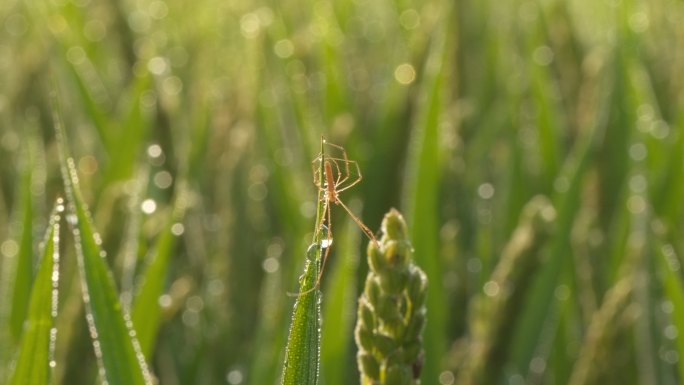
7,202 -> 61,385
455,196 -> 556,385
131,187 -> 188,359
281,137 -> 325,385
53,98 -> 153,385
280,251 -> 321,385
1,0 -> 684,384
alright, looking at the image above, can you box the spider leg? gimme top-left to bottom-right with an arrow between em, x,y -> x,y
324,157 -> 347,189
335,198 -> 378,246
311,153 -> 323,188
333,159 -> 362,194
323,141 -> 352,186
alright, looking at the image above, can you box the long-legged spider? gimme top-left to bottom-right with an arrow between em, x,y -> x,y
292,137 -> 378,296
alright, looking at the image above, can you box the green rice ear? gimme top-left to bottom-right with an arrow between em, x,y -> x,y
355,209 -> 427,385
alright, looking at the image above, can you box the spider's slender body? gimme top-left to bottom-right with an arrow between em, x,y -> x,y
290,137 -> 377,296
324,161 -> 338,204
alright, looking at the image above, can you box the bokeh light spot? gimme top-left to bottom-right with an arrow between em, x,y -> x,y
533,45 -> 553,66
394,63 -> 416,85
274,39 -> 294,58
438,371 -> 455,384
141,199 -> 157,214
477,183 -> 495,199
154,170 -> 173,189
399,9 -> 420,30
227,369 -> 244,384
78,155 -> 98,175
262,257 -> 280,273
483,281 -> 500,297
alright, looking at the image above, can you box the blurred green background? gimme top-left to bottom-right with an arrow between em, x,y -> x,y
1,0 -> 684,384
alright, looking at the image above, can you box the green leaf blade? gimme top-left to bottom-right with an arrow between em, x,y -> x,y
52,93 -> 153,385
281,245 -> 321,385
7,202 -> 62,385
402,16 -> 450,384
8,144 -> 35,341
132,194 -> 186,358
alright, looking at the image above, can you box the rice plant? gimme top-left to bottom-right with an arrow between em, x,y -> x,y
1,0 -> 684,384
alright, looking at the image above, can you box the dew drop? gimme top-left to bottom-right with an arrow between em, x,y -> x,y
207,279 -> 225,296
171,222 -> 185,236
56,198 -> 65,212
66,214 -> 78,225
49,327 -> 58,354
483,281 -> 500,297
663,350 -> 679,364
147,144 -> 162,157
532,45 -> 554,66
664,324 -> 678,340
262,257 -> 280,273
306,243 -> 318,261
320,237 -> 333,248
477,183 -> 495,199
1,239 -> 18,257
438,371 -> 455,385
158,294 -> 172,308
147,57 -> 167,75
394,63 -> 416,85
555,285 -> 570,301
141,199 -> 157,214
467,258 -> 482,273
227,369 -> 244,384
629,143 -> 647,161
182,309 -> 200,326
530,356 -> 546,374
186,295 -> 204,312
153,170 -> 173,189
318,224 -> 332,248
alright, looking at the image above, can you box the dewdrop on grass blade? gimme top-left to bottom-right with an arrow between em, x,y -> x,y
289,136 -> 378,296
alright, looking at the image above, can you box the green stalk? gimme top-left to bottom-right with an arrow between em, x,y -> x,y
455,196 -> 556,385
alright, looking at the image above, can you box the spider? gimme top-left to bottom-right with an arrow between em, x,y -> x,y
292,137 -> 378,296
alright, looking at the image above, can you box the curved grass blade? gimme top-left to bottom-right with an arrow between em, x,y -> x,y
132,184 -> 188,358
8,138 -> 37,341
7,200 -> 63,385
51,90 -> 153,385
